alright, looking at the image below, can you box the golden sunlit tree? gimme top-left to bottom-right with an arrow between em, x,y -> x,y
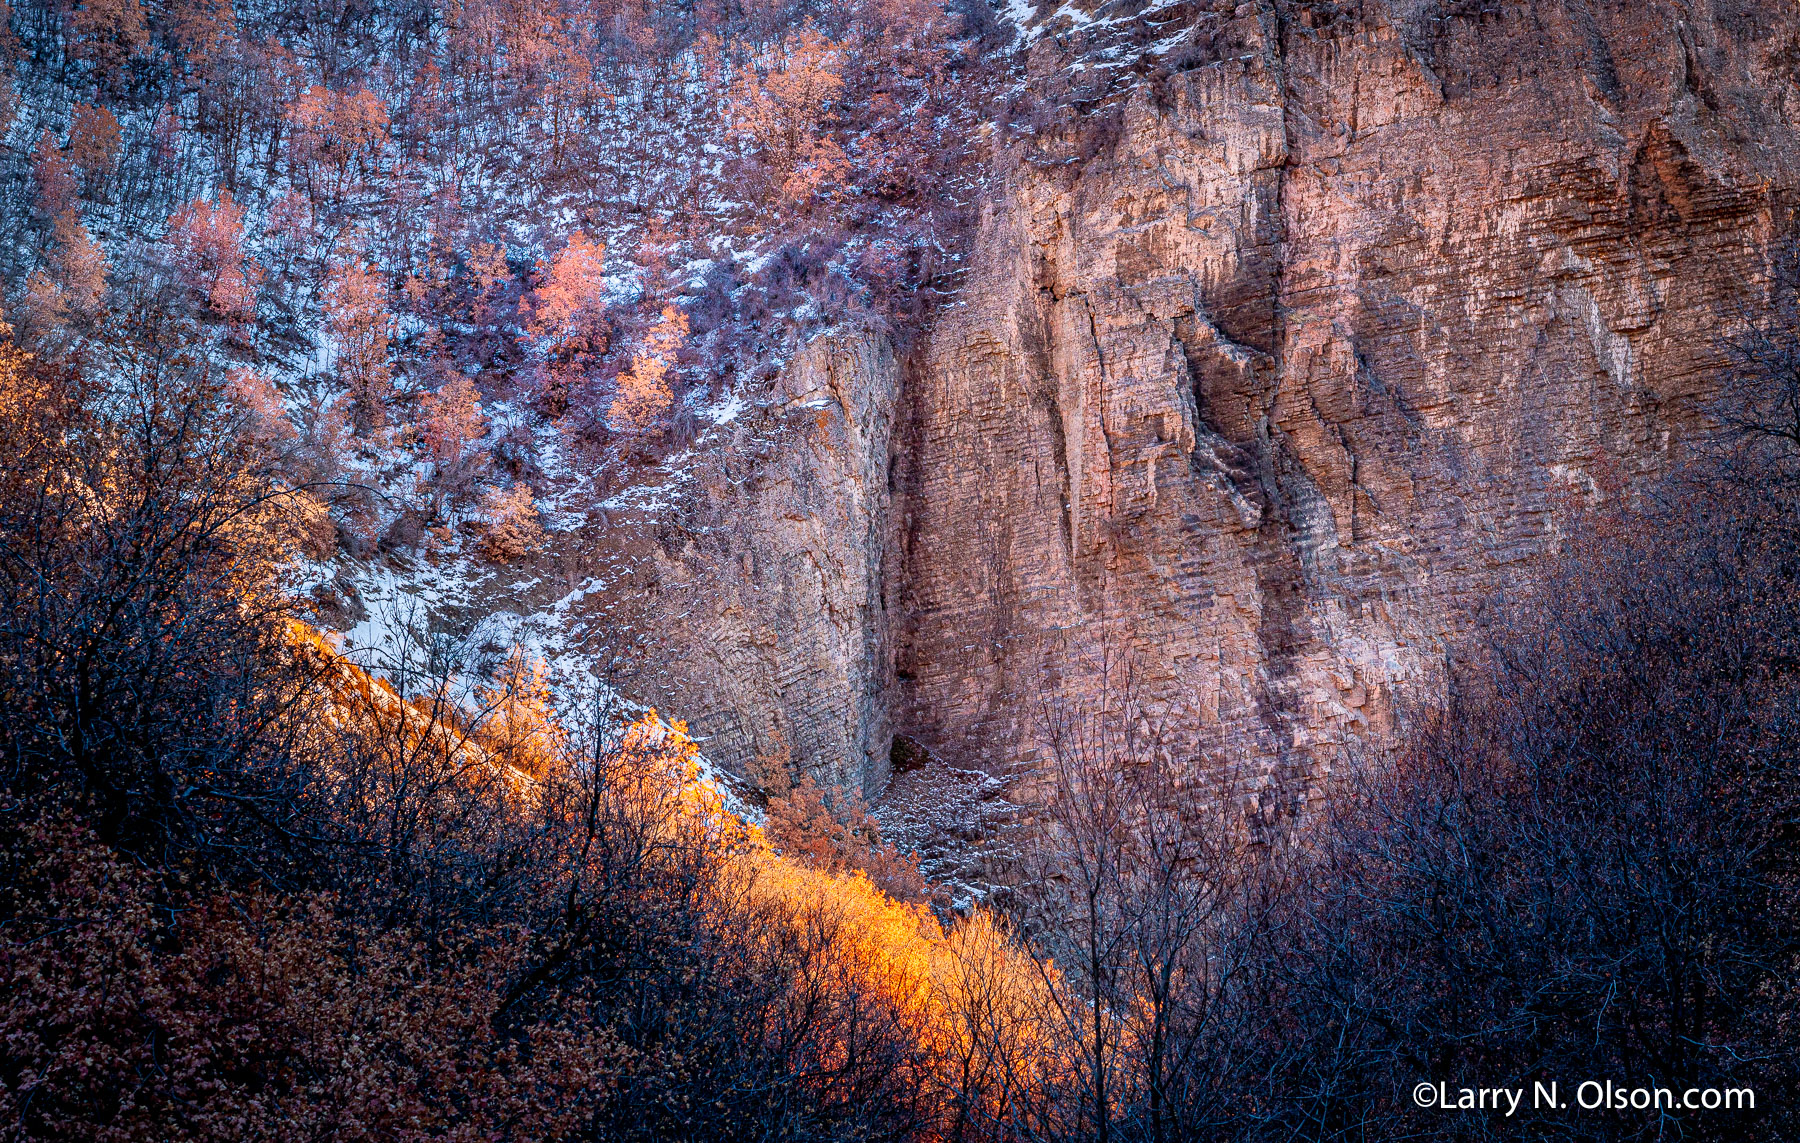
69,0 -> 147,85
49,212 -> 108,322
419,374 -> 486,516
476,482 -> 542,561
529,231 -> 608,356
476,649 -> 564,776
30,130 -> 75,222
66,103 -> 121,197
733,28 -> 849,206
0,323 -> 48,447
287,86 -> 390,198
528,231 -> 610,416
325,261 -> 394,429
166,191 -> 264,323
609,304 -> 686,433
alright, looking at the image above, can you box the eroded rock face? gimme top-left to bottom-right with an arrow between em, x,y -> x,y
634,330 -> 901,794
887,1 -> 1800,803
624,2 -> 1800,805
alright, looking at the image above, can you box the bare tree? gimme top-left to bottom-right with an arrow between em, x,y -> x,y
1008,616 -> 1278,1143
1716,235 -> 1800,467
1230,464 -> 1800,1143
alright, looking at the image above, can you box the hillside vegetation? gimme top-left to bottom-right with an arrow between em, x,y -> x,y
2,293 -> 1797,1141
0,0 -> 1001,556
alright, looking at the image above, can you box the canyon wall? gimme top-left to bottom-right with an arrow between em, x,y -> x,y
889,0 -> 1800,799
646,0 -> 1800,803
631,330 -> 902,793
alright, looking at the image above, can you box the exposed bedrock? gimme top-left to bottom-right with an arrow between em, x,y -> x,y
630,330 -> 901,794
644,1 -> 1800,802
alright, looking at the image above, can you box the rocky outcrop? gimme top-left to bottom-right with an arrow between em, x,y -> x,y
625,1 -> 1800,807
889,0 -> 1800,802
632,330 -> 901,794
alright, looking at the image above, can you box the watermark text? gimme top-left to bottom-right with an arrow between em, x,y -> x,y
1413,1080 -> 1755,1116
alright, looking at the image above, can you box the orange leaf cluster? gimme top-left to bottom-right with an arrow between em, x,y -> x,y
609,304 -> 687,434
324,262 -> 394,427
287,86 -> 389,196
166,191 -> 264,322
732,28 -> 850,205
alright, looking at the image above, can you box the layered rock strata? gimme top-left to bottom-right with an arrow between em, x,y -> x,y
631,330 -> 901,793
638,1 -> 1800,806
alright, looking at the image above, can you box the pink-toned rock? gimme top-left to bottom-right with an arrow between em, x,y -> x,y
633,2 -> 1800,812
891,2 -> 1800,804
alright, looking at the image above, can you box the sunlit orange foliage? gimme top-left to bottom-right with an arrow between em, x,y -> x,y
421,373 -> 485,467
324,261 -> 394,428
227,366 -> 295,446
591,713 -> 1064,1137
556,707 -> 1061,1125
320,630 -> 1064,1129
476,481 -> 543,560
736,832 -> 1065,1132
287,85 -> 389,196
166,190 -> 264,322
0,337 -> 55,456
68,0 -> 147,83
733,28 -> 850,205
268,623 -> 1069,1140
609,304 -> 686,433
529,231 -> 608,356
65,103 -> 120,191
29,130 -> 74,220
475,649 -> 565,776
49,211 -> 107,320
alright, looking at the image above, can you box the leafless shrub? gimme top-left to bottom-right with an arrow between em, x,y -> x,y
1233,469 -> 1800,1142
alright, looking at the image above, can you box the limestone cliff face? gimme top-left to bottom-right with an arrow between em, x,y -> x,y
888,0 -> 1800,800
641,1 -> 1800,803
634,330 -> 900,794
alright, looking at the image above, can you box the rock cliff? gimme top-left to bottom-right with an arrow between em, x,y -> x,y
622,330 -> 902,793
639,0 -> 1800,807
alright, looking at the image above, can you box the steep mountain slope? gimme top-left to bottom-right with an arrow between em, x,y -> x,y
628,0 -> 1800,808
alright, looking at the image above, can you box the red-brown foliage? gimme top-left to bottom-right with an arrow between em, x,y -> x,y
29,130 -> 75,222
166,191 -> 263,322
0,815 -> 616,1143
324,261 -> 394,428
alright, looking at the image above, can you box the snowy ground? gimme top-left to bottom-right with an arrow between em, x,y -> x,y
873,759 -> 1023,911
